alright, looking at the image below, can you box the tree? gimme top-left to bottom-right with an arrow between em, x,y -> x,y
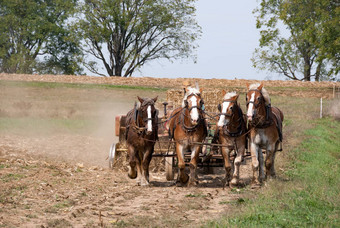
75,0 -> 201,77
0,0 -> 83,75
252,0 -> 339,81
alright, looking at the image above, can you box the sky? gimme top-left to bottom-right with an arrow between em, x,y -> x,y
132,0 -> 274,80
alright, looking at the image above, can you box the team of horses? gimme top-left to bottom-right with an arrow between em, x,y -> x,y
124,83 -> 284,188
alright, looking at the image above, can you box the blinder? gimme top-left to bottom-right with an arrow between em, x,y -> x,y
218,99 -> 237,118
184,93 -> 204,111
246,89 -> 264,108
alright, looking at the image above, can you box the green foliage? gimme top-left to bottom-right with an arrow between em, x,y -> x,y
74,0 -> 201,77
252,0 -> 339,81
0,0 -> 83,75
206,118 -> 340,227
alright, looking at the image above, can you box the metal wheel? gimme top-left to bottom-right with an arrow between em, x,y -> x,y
109,143 -> 116,169
165,155 -> 174,181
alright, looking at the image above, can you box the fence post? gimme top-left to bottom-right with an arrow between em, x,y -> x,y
320,97 -> 323,119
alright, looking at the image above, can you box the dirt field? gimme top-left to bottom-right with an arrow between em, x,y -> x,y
0,74 -> 338,227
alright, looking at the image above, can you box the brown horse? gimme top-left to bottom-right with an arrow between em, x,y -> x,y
125,96 -> 158,186
246,83 -> 284,187
215,91 -> 247,188
168,86 -> 207,186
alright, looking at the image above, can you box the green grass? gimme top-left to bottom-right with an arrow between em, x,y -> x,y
206,118 -> 340,227
1,173 -> 26,183
0,80 -> 166,91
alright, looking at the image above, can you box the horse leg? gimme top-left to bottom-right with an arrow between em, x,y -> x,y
250,141 -> 262,187
134,150 -> 144,185
176,143 -> 189,185
265,141 -> 278,179
141,147 -> 153,186
127,145 -> 137,179
221,146 -> 232,188
230,142 -> 245,188
188,145 -> 200,187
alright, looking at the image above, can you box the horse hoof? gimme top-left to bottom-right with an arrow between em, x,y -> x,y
128,167 -> 137,179
180,173 -> 189,184
187,179 -> 199,187
229,179 -> 239,188
128,173 -> 137,179
175,180 -> 185,187
251,182 -> 261,189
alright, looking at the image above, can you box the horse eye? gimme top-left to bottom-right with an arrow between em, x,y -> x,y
230,106 -> 233,110
257,97 -> 260,100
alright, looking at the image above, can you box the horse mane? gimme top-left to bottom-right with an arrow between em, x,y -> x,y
249,83 -> 271,106
223,91 -> 238,100
181,87 -> 201,107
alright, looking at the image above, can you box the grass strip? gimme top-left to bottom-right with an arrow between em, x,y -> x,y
0,80 -> 166,91
206,118 -> 340,227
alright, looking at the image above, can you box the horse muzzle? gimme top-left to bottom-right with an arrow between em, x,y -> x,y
191,119 -> 198,125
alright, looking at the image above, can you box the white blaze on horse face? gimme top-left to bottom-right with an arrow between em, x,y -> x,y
247,92 -> 255,120
217,101 -> 230,127
189,96 -> 199,122
147,105 -> 152,132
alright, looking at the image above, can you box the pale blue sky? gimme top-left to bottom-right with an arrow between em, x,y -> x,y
134,0 -> 273,80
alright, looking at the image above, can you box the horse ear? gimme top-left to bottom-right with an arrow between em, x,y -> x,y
233,94 -> 239,101
222,89 -> 227,97
258,83 -> 264,90
152,96 -> 158,103
199,88 -> 203,94
137,96 -> 144,104
246,82 -> 250,89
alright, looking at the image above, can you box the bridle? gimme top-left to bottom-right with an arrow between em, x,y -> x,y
218,99 -> 245,137
218,99 -> 237,118
181,93 -> 205,131
134,100 -> 157,130
246,89 -> 271,124
184,93 -> 204,111
246,89 -> 265,109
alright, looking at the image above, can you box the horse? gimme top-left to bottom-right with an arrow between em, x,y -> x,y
125,96 -> 158,186
245,83 -> 284,187
168,86 -> 207,186
214,91 -> 247,188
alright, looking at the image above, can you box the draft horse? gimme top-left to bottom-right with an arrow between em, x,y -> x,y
168,86 -> 207,186
246,83 -> 284,187
215,91 -> 247,188
125,96 -> 158,186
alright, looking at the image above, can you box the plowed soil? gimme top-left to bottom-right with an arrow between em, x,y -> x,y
0,74 -> 338,227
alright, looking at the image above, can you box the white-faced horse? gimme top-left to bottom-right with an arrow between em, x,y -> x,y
168,86 -> 207,186
246,83 -> 284,187
215,91 -> 247,188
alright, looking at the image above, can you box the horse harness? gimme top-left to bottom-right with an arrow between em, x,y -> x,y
218,99 -> 246,138
126,99 -> 158,139
247,89 -> 282,142
168,93 -> 207,139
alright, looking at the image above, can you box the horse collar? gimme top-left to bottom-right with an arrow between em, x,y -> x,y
180,108 -> 202,132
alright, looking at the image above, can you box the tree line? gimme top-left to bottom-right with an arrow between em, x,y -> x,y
0,0 -> 338,81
